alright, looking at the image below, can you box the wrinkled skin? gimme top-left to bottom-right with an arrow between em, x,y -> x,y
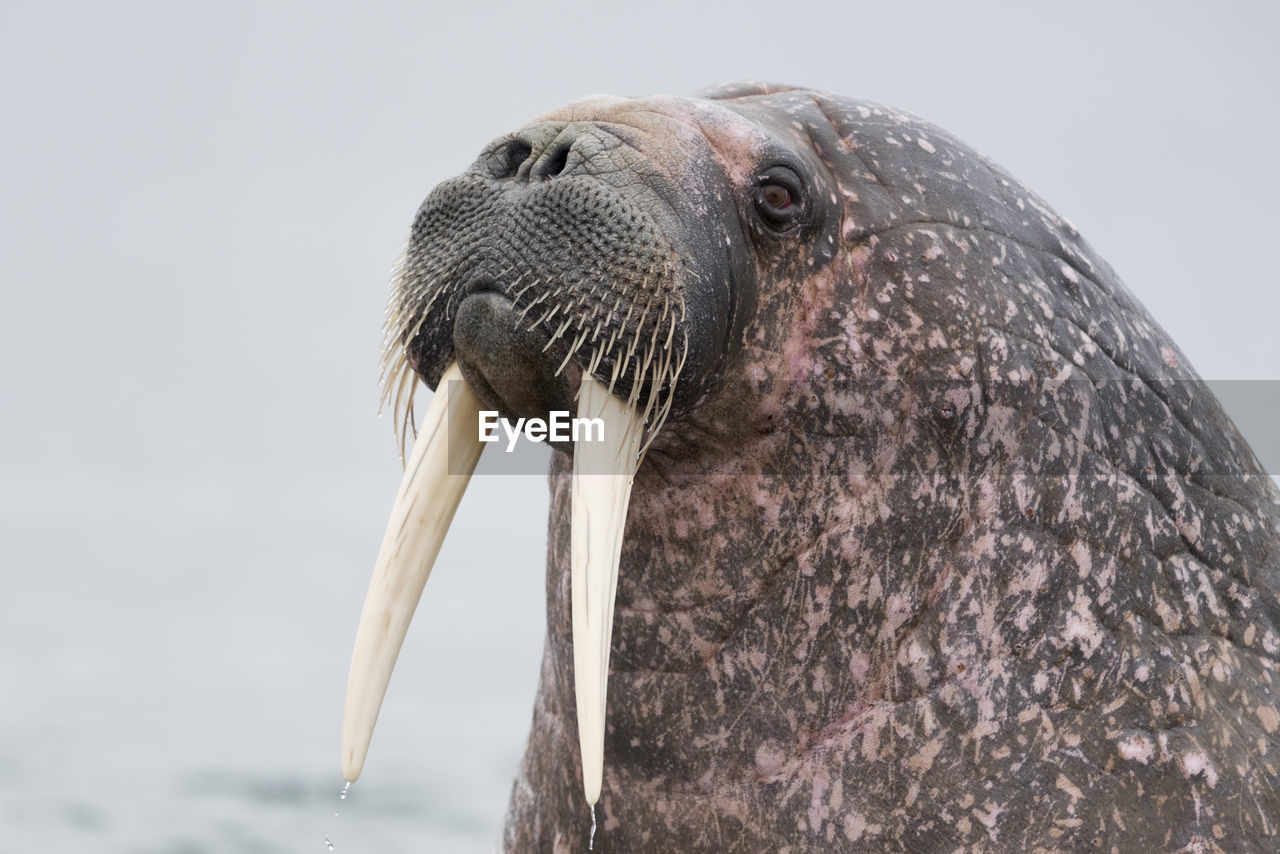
400,83 -> 1280,852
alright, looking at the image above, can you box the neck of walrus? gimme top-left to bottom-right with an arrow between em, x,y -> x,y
504,424 -> 978,844
504,410 -> 1280,849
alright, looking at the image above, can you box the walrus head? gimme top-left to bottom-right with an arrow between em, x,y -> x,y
344,83 -> 1280,851
381,95 -> 761,442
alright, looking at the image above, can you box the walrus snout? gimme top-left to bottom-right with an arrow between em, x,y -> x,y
383,113 -> 753,451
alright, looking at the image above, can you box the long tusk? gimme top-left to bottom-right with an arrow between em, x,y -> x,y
571,372 -> 645,805
342,361 -> 484,782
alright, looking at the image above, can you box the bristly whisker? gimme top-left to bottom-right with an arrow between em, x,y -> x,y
517,288 -> 550,319
543,316 -> 575,353
512,274 -> 544,304
378,238 -> 687,468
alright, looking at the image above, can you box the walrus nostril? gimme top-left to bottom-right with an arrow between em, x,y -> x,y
532,140 -> 572,180
491,138 -> 533,179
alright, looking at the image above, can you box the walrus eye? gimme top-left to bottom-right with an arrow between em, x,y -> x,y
753,166 -> 806,230
763,184 -> 791,210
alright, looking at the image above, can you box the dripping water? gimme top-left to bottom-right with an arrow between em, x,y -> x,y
324,781 -> 352,850
588,802 -> 597,851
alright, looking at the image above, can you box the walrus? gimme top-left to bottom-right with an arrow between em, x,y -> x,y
341,82 -> 1280,852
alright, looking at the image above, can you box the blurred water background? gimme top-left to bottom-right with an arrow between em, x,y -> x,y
1,1 -> 1277,851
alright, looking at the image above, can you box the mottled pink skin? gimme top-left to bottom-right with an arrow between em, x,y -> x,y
475,86 -> 1280,852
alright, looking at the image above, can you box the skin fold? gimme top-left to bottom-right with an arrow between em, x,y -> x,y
393,83 -> 1280,852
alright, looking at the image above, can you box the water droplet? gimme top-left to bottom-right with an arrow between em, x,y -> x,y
325,781 -> 352,850
588,803 -> 597,851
